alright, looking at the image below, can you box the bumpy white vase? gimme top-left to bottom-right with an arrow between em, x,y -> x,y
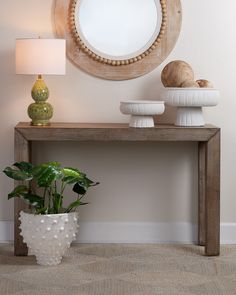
19,211 -> 79,266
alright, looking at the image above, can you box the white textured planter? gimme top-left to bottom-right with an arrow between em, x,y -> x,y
19,211 -> 79,266
120,100 -> 165,128
160,88 -> 220,126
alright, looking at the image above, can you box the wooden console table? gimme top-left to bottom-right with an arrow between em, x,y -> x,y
14,122 -> 220,256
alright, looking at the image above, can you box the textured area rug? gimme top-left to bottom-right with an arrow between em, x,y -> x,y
1,244 -> 236,295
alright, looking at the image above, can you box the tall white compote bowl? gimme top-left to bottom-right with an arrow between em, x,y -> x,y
120,100 -> 165,128
161,88 -> 220,126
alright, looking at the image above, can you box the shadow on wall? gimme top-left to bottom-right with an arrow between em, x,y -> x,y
0,47 -> 33,113
0,41 -> 35,220
0,49 -> 15,107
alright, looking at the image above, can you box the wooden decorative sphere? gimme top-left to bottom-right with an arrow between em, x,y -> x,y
181,80 -> 200,88
161,60 -> 194,87
196,79 -> 214,88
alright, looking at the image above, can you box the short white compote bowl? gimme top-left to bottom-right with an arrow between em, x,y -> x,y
161,88 -> 220,126
120,100 -> 165,128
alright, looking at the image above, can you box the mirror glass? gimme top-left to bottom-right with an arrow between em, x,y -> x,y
75,0 -> 162,60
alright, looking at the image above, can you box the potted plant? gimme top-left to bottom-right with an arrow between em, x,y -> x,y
3,161 -> 98,266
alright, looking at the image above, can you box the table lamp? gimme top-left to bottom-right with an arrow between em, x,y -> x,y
15,38 -> 66,126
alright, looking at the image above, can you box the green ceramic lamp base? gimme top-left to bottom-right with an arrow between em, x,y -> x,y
30,120 -> 51,126
28,75 -> 53,126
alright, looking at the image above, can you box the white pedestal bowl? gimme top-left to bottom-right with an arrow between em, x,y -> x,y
160,88 -> 220,126
120,100 -> 165,128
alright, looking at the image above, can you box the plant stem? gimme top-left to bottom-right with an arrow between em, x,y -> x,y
49,185 -> 54,213
60,181 -> 67,195
57,181 -> 67,212
43,187 -> 47,207
47,188 -> 51,212
79,193 -> 85,200
60,181 -> 65,196
54,181 -> 57,194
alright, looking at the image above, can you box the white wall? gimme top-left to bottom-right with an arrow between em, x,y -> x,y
0,0 -> 236,242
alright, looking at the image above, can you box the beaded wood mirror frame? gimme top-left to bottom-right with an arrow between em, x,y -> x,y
53,0 -> 182,80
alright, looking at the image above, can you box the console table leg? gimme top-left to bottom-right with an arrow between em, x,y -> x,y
205,131 -> 220,256
14,130 -> 31,256
198,142 -> 206,246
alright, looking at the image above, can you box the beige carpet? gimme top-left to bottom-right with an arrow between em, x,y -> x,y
1,244 -> 236,295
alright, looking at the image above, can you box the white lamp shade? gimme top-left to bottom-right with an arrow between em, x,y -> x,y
15,39 -> 66,75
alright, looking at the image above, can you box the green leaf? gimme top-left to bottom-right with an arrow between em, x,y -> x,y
13,162 -> 34,173
73,178 -> 99,195
65,199 -> 88,213
83,177 -> 94,186
62,167 -> 84,184
83,177 -> 99,188
63,167 -> 84,176
45,162 -> 61,168
35,207 -> 48,214
8,190 -> 44,208
73,182 -> 87,195
8,185 -> 29,198
3,167 -> 33,181
33,163 -> 62,187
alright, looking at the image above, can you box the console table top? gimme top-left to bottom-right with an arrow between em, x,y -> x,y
15,122 -> 220,142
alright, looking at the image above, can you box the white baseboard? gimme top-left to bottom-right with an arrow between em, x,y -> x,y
76,222 -> 198,244
220,223 -> 236,244
1,221 -> 236,244
0,221 -> 14,243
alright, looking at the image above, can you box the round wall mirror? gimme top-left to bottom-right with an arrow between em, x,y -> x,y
54,0 -> 182,80
76,0 -> 162,60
